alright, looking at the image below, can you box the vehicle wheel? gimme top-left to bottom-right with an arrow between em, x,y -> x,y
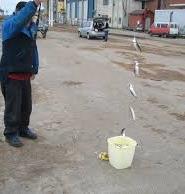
78,32 -> 82,38
87,33 -> 90,40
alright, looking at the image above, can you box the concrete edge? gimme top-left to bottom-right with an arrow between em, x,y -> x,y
109,32 -> 147,40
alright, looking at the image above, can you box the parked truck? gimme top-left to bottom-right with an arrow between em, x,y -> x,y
154,9 -> 185,35
149,22 -> 179,37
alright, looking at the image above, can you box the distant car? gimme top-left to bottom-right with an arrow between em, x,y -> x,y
149,22 -> 179,38
78,19 -> 106,40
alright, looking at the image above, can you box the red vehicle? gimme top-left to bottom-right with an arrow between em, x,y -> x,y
149,22 -> 179,38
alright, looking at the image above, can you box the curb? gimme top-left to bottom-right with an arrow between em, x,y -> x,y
109,32 -> 148,40
110,31 -> 185,40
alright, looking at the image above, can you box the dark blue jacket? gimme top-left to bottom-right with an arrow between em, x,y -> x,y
1,1 -> 39,76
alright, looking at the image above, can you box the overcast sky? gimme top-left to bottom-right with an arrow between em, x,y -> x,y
0,0 -> 28,14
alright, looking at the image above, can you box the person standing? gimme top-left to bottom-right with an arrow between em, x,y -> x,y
103,20 -> 109,42
0,0 -> 44,147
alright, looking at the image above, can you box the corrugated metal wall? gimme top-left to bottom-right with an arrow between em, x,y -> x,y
67,0 -> 95,24
83,0 -> 88,19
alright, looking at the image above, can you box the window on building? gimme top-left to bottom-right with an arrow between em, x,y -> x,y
103,0 -> 109,5
142,1 -> 145,9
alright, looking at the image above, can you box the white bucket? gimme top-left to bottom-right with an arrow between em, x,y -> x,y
107,136 -> 137,169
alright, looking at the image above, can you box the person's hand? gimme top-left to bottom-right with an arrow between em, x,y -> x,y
30,75 -> 36,80
34,0 -> 46,6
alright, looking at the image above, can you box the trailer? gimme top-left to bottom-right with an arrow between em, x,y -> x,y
154,9 -> 185,35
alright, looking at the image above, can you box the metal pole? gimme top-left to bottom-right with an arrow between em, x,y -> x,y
82,0 -> 84,25
64,0 -> 67,10
49,0 -> 54,27
49,0 -> 51,26
77,0 -> 79,24
51,0 -> 54,26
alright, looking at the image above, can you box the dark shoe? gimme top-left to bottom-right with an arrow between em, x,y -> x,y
5,134 -> 24,147
19,128 -> 37,140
